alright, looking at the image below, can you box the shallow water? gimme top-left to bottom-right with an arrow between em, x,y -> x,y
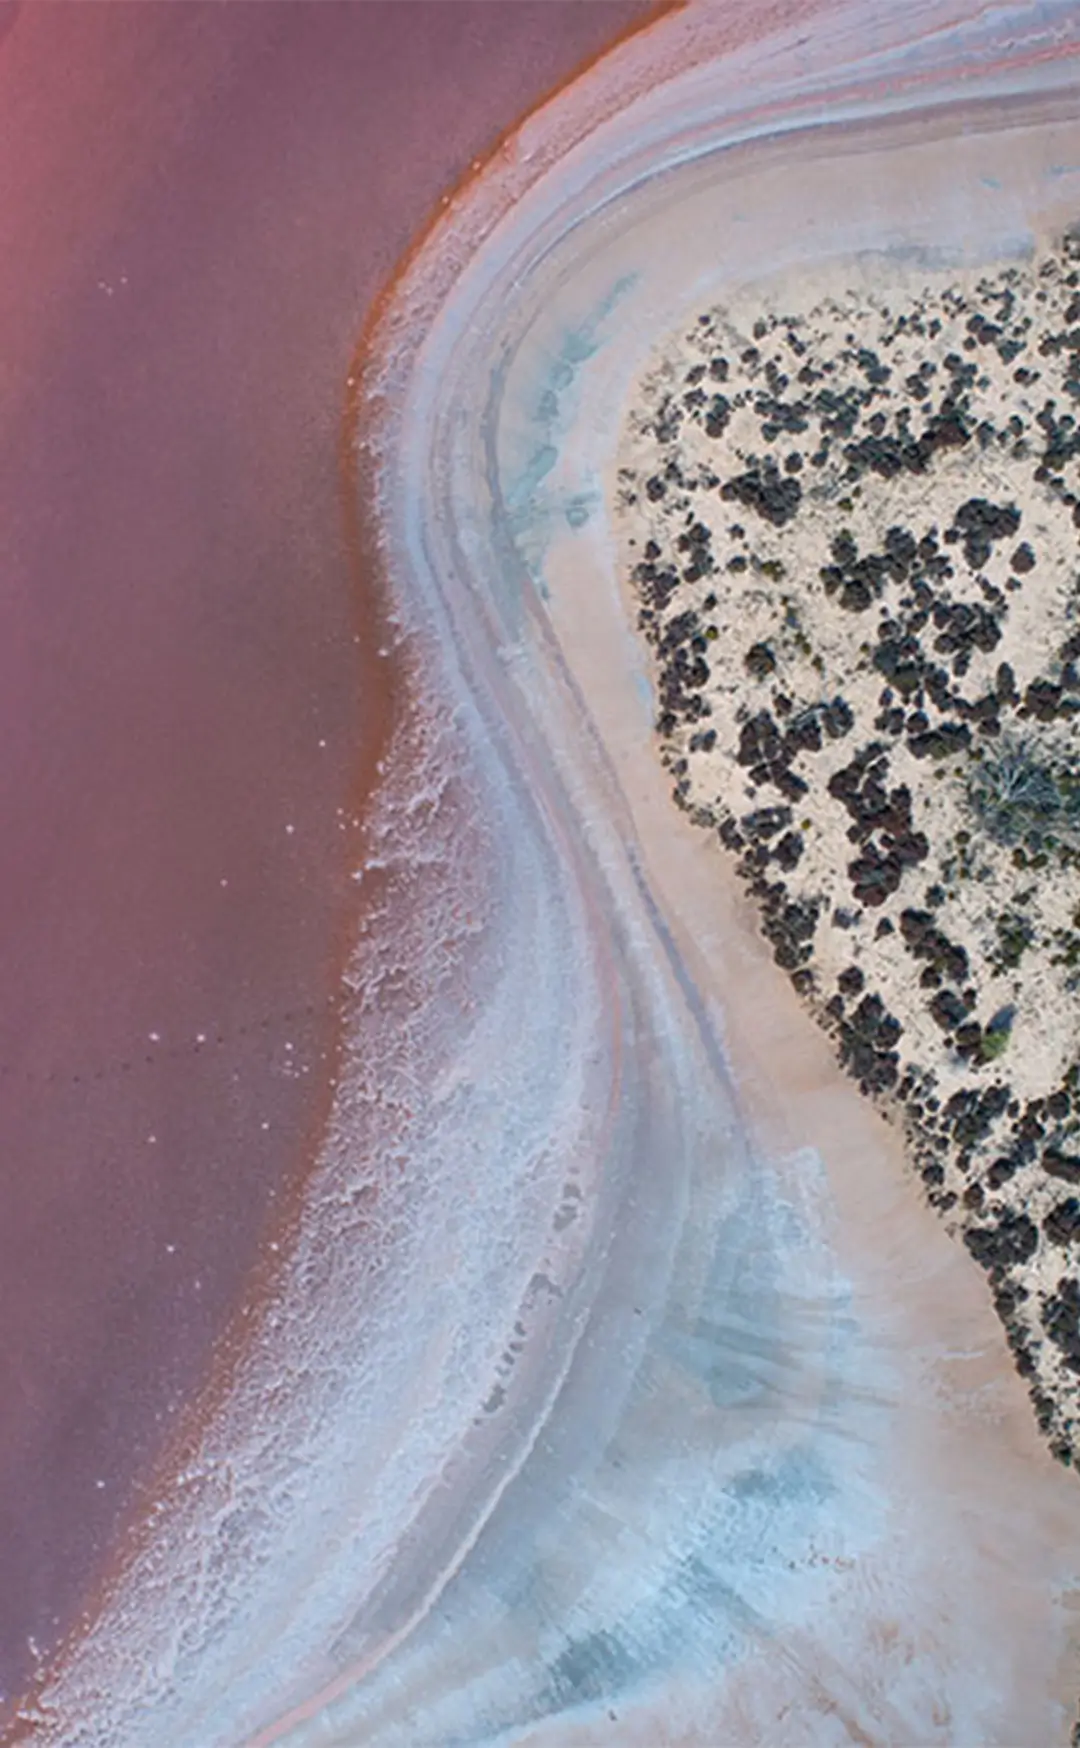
15,2 -> 1080,1744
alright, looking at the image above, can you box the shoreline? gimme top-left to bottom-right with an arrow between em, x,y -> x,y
0,3 -> 661,1741
17,4 -> 1080,1743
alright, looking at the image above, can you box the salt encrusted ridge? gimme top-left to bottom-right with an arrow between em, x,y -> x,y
617,230 -> 1080,1466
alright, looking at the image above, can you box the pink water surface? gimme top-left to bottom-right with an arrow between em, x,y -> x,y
0,0 -> 652,1713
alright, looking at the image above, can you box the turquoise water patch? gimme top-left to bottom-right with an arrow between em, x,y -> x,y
497,273 -> 639,584
504,442 -> 558,511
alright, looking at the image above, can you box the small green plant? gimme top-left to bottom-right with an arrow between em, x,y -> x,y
979,1006 -> 1014,1062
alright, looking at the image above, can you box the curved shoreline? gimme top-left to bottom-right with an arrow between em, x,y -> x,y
16,4 -> 1080,1744
344,9 -> 1080,1743
0,3 -> 660,1741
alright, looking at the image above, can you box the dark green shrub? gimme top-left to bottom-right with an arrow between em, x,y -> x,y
967,735 -> 1080,848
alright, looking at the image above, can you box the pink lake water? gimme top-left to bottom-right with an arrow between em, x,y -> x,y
0,0 -> 653,1725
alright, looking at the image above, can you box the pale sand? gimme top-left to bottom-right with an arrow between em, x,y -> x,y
532,432 -> 1080,1743
616,233 -> 1080,1461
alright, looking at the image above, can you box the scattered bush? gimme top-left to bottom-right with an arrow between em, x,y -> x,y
992,912 -> 1036,974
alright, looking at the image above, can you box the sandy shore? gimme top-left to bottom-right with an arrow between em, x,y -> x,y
617,230 -> 1080,1466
